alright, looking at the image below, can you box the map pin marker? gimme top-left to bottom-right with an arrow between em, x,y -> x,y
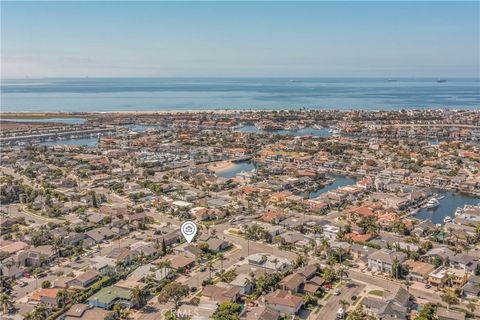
181,221 -> 197,244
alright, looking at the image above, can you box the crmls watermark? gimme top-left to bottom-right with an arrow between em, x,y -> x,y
161,308 -> 201,318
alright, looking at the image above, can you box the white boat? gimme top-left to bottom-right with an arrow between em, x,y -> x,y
436,195 -> 445,200
425,198 -> 440,209
443,216 -> 452,223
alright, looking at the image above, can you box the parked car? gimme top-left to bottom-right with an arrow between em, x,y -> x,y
336,307 -> 345,319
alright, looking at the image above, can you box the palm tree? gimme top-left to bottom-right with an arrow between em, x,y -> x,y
28,303 -> 49,320
112,303 -> 131,320
115,260 -> 125,273
130,286 -> 147,307
294,254 -> 307,268
441,289 -> 459,311
0,293 -> 13,314
336,247 -> 346,264
444,272 -> 456,288
207,261 -> 214,279
244,277 -> 255,293
218,253 -> 226,271
52,236 -> 62,257
404,280 -> 412,298
336,267 -> 349,284
320,239 -> 330,258
272,258 -> 279,271
56,289 -> 69,309
339,299 -> 350,317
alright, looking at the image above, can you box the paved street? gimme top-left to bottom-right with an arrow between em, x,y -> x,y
313,282 -> 365,320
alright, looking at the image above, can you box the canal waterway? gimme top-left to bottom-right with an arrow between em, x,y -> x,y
237,125 -> 332,137
414,191 -> 479,224
308,175 -> 357,199
39,137 -> 98,147
215,160 -> 256,179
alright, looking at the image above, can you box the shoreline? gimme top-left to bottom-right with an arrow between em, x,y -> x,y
2,107 -> 480,119
208,161 -> 237,173
0,110 -> 282,119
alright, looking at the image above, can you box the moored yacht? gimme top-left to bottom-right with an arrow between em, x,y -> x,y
425,198 -> 440,209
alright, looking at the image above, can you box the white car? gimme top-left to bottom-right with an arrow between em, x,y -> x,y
336,307 -> 345,319
333,289 -> 341,296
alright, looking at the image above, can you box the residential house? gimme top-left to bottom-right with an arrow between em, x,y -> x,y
363,285 -> 409,319
279,273 -> 305,293
66,269 -> 101,289
87,286 -> 133,309
405,260 -> 435,283
201,283 -> 240,304
461,275 -> 480,298
428,267 -> 469,288
230,273 -> 255,295
436,308 -> 466,320
15,245 -> 56,267
367,248 -> 407,274
240,306 -> 280,320
64,304 -> 112,320
264,289 -> 303,315
29,288 -> 61,307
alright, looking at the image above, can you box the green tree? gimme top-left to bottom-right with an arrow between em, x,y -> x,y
346,304 -> 376,320
157,282 -> 189,309
441,289 -> 459,310
212,302 -> 241,320
416,303 -> 436,320
56,289 -> 69,309
112,303 -> 131,320
25,303 -> 49,320
130,285 -> 147,307
0,293 -> 13,314
161,238 -> 167,255
337,267 -> 349,283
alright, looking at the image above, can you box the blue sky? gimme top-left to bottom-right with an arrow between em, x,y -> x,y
1,1 -> 479,78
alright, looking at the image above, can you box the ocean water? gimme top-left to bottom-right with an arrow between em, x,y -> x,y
1,77 -> 479,112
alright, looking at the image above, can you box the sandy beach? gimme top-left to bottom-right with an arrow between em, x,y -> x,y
208,161 -> 236,172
